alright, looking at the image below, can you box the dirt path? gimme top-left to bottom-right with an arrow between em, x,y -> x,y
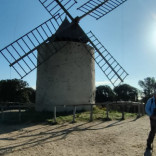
0,116 -> 153,156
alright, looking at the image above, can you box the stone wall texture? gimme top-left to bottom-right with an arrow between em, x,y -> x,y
36,41 -> 95,112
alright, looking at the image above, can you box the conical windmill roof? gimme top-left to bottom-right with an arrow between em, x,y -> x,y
51,18 -> 88,43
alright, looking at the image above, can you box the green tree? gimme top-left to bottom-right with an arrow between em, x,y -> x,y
114,84 -> 138,101
0,79 -> 35,103
96,85 -> 115,102
138,77 -> 156,102
18,87 -> 36,103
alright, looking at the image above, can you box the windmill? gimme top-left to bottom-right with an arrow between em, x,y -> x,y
0,0 -> 129,112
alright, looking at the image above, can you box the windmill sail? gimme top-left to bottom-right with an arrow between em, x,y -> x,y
85,31 -> 128,86
39,0 -> 77,20
0,0 -> 129,86
77,0 -> 127,20
0,16 -> 65,79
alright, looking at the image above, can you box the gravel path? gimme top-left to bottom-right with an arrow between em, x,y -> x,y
0,116 -> 153,156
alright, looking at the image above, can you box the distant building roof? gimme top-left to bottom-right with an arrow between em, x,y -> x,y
51,18 -> 89,43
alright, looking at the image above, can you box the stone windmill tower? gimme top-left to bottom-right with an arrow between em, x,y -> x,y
0,0 -> 128,112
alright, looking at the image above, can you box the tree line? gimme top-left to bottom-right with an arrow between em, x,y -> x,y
0,77 -> 155,104
0,79 -> 35,103
96,77 -> 156,103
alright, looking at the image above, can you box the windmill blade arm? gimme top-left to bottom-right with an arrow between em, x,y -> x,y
9,40 -> 47,67
77,0 -> 127,20
78,0 -> 109,21
85,31 -> 128,87
0,16 -> 61,79
54,0 -> 74,21
39,0 -> 77,20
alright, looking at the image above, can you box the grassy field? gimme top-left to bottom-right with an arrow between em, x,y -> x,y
0,106 -> 138,124
51,106 -> 137,124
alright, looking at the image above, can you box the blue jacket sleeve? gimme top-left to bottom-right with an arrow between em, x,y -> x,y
145,98 -> 152,116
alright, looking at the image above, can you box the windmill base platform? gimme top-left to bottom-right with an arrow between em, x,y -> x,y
35,41 -> 95,112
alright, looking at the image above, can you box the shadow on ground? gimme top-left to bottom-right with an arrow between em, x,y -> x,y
0,116 -> 143,155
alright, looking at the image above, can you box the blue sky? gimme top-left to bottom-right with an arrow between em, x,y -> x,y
0,0 -> 156,89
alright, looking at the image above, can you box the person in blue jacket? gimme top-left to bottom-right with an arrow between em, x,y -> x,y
145,91 -> 156,150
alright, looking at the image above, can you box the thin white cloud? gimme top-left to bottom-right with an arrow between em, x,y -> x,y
95,81 -> 111,86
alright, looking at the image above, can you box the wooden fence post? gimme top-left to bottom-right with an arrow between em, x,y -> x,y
72,106 -> 76,123
122,104 -> 125,120
141,103 -> 145,116
90,105 -> 93,122
106,104 -> 109,119
1,107 -> 4,121
54,106 -> 57,123
19,107 -> 21,122
138,103 -> 141,117
120,104 -> 125,120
